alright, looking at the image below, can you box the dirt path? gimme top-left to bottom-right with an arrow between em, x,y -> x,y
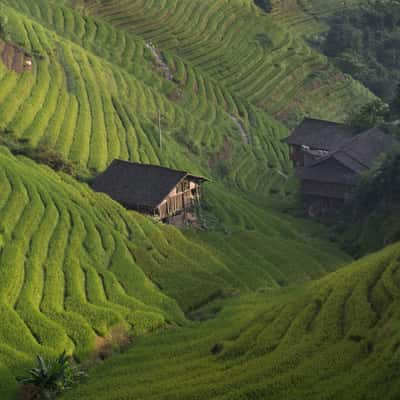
145,41 -> 173,81
229,114 -> 250,144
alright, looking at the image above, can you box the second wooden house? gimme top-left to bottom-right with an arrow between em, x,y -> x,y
283,118 -> 357,167
284,118 -> 399,216
292,127 -> 397,215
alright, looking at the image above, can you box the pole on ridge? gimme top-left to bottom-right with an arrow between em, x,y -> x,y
158,110 -> 162,150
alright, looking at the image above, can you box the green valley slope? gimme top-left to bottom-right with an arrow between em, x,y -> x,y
0,0 -> 384,398
0,146 -> 349,399
64,242 -> 400,400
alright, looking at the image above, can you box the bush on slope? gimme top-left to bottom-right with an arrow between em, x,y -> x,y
64,242 -> 400,400
321,0 -> 400,102
339,153 -> 400,256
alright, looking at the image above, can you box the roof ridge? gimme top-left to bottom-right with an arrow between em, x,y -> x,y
334,150 -> 369,170
302,117 -> 345,125
111,159 -> 209,181
306,127 -> 396,170
338,127 -> 391,166
112,159 -> 188,175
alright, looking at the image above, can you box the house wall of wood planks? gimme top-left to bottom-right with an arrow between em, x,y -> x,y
157,180 -> 200,220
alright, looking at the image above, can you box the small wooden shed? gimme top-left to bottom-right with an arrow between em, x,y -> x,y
0,40 -> 33,73
92,160 -> 208,222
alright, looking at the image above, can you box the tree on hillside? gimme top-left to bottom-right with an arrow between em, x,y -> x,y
322,0 -> 400,101
352,152 -> 400,218
348,99 -> 390,131
254,0 -> 272,13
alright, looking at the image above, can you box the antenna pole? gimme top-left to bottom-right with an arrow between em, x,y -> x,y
158,110 -> 162,150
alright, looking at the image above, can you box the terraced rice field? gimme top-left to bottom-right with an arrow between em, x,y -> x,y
0,146 -> 351,399
0,0 -> 385,398
64,242 -> 400,400
0,145 -> 184,396
83,0 -> 373,118
0,0 -> 300,199
0,0 -> 374,202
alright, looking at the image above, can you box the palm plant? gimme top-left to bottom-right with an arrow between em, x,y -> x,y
18,351 -> 85,399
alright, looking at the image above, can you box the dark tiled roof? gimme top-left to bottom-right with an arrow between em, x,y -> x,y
283,118 -> 357,150
299,158 -> 361,185
92,160 -> 206,209
338,127 -> 398,168
331,151 -> 367,174
300,128 -> 398,186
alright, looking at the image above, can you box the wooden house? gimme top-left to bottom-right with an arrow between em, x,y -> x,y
92,160 -> 208,223
0,40 -> 33,73
283,118 -> 357,167
297,127 -> 398,215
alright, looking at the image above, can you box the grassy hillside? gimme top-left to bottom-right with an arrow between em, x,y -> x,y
0,145 -> 183,398
64,242 -> 400,400
0,0 -> 373,180
0,0 -> 385,398
0,0 -> 297,201
0,148 -> 350,399
83,0 -> 373,122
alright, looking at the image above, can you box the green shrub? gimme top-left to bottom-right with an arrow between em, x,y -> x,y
322,0 -> 400,101
347,99 -> 390,131
18,351 -> 85,399
16,145 -> 77,175
255,33 -> 273,49
254,0 -> 272,13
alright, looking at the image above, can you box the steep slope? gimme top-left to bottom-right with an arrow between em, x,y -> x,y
0,0 -> 306,211
82,0 -> 373,121
0,0 -> 373,183
0,0 -> 287,169
64,242 -> 400,400
0,0 -> 381,398
0,145 -> 182,397
0,149 -> 350,398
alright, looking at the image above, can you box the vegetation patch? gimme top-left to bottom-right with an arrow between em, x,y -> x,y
320,0 -> 400,101
254,0 -> 272,13
340,152 -> 400,256
18,352 -> 85,400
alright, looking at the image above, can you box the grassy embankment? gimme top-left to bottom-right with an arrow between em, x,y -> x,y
0,0 -> 376,397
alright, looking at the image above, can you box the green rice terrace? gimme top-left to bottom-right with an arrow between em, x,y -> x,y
64,242 -> 400,400
0,0 -> 396,399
